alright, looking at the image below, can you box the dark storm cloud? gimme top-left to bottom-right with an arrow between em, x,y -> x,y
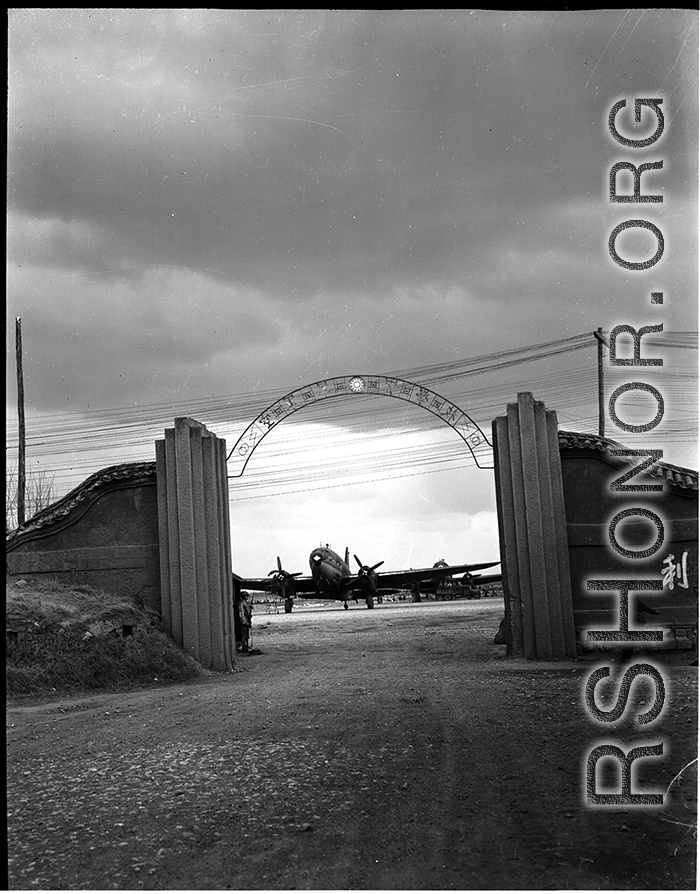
8,262 -> 288,409
7,8 -> 698,412
10,11 -> 693,272
4,10 -> 651,279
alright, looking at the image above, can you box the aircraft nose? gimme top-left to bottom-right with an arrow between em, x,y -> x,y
311,553 -> 323,565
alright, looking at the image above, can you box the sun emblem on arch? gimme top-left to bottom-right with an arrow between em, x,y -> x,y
349,376 -> 366,393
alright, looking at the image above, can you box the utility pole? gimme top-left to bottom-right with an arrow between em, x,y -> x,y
16,317 -> 26,526
593,328 -> 609,439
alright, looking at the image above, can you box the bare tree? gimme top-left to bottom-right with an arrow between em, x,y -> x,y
6,464 -> 55,534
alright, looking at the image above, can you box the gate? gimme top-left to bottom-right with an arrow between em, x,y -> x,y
154,377 -> 491,670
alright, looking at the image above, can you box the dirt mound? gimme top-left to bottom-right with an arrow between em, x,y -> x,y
6,578 -> 149,628
6,577 -> 201,699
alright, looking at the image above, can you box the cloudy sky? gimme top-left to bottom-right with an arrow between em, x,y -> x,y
7,9 -> 698,578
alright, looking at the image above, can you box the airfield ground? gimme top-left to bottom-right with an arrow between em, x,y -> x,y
6,598 -> 698,890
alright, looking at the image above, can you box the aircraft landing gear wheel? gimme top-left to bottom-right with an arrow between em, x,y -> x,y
366,596 -> 374,609
284,597 -> 293,613
343,602 -> 348,610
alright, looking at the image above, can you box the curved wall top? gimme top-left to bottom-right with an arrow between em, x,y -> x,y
227,374 -> 492,478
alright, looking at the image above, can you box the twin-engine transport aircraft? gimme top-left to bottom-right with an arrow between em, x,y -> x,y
234,545 -> 500,612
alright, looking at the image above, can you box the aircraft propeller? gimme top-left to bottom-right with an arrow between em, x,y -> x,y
268,556 -> 303,598
354,554 -> 384,577
353,554 -> 384,608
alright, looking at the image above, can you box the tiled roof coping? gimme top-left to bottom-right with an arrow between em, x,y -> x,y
558,429 -> 698,492
7,461 -> 157,545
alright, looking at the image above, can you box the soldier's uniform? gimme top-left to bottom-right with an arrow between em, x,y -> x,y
238,591 -> 253,653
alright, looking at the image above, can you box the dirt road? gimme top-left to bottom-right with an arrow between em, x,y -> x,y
6,599 -> 698,890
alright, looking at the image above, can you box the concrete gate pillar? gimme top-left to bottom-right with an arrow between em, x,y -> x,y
492,393 -> 577,659
155,417 -> 235,670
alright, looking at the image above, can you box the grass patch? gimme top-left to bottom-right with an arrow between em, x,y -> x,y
6,578 -> 202,699
7,577 -> 139,624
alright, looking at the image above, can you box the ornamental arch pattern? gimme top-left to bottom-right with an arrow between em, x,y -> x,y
226,374 -> 492,478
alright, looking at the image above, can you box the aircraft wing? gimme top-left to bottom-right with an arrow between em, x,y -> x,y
233,572 -> 364,601
375,561 -> 500,590
232,572 -> 319,595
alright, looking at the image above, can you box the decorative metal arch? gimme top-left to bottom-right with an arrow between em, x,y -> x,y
227,374 -> 493,478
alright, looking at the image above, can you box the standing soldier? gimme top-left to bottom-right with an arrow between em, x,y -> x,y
238,591 -> 253,654
410,580 -> 422,603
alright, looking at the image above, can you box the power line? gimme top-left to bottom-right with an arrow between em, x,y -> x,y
6,331 -> 697,500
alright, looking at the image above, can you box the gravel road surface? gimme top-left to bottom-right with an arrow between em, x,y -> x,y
6,599 -> 697,890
